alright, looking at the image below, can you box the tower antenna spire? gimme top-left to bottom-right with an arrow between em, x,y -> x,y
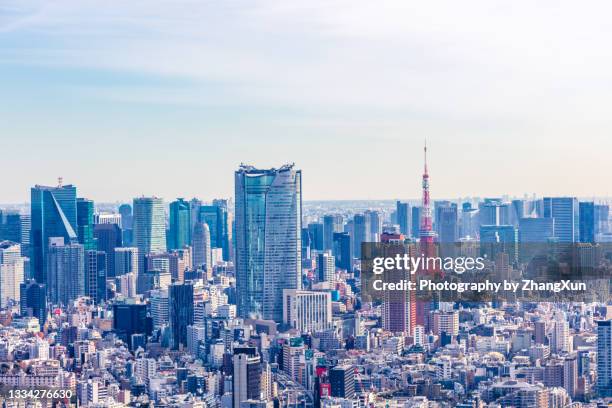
424,139 -> 428,174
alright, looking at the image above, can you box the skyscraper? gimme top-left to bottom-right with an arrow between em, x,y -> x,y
519,217 -> 555,242
579,201 -> 595,243
85,250 -> 106,304
396,201 -> 410,236
329,365 -> 355,399
598,320 -> 612,397
479,225 -> 518,263
411,206 -> 422,238
307,222 -> 324,251
0,212 -> 21,243
76,198 -> 96,250
234,164 -> 302,322
114,247 -> 139,277
322,215 -> 343,252
20,280 -> 46,325
436,204 -> 458,244
169,282 -> 194,350
112,302 -> 149,350
316,252 -> 335,284
169,198 -> 191,250
332,232 -> 352,272
479,199 -> 511,226
366,210 -> 382,242
0,241 -> 25,308
543,197 -> 579,243
47,237 -> 84,305
30,183 -> 78,284
132,197 -> 167,259
199,202 -> 231,261
352,214 -> 370,258
192,222 -> 211,271
232,347 -> 262,408
118,203 -> 133,246
94,223 -> 122,277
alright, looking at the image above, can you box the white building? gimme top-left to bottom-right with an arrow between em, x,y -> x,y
0,241 -> 24,308
283,289 -> 332,333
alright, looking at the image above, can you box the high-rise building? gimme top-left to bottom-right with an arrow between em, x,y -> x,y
0,212 -> 21,243
118,204 -> 133,246
114,247 -> 139,277
329,365 -> 355,399
352,214 -> 370,259
510,200 -> 526,226
332,232 -> 351,272
411,206 -> 422,238
552,318 -> 570,354
94,223 -> 122,277
132,196 -> 166,258
595,204 -> 610,236
283,289 -> 332,333
519,218 -> 555,242
307,223 -> 324,251
19,214 -> 31,258
85,250 -> 106,304
150,289 -> 169,329
579,201 -> 595,243
77,198 -> 96,250
192,222 -> 211,271
460,204 -> 479,238
20,280 -> 46,325
322,215 -> 343,252
169,282 -> 194,350
479,199 -> 511,226
563,355 -> 578,398
432,311 -> 459,338
598,320 -> 612,397
199,202 -> 231,261
31,183 -> 78,284
232,347 -> 262,408
436,204 -> 458,244
381,234 -> 414,336
234,164 -> 301,322
396,201 -> 410,236
0,241 -> 25,308
169,198 -> 191,250
47,237 -> 84,305
112,302 -> 149,350
480,225 -> 518,263
316,252 -> 335,284
366,210 -> 382,242
543,197 -> 579,243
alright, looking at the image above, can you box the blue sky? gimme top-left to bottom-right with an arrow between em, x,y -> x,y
2,0 -> 611,203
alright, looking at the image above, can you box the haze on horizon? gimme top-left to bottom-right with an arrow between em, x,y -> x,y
2,1 -> 611,203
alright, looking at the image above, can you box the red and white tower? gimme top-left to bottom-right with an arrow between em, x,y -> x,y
419,141 -> 435,245
415,141 -> 439,328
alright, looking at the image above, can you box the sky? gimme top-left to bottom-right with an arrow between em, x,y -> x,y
2,0 -> 612,203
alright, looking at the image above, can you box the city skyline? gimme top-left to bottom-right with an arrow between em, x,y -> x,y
3,1 -> 612,202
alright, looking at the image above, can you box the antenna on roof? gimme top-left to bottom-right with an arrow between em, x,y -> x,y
57,177 -> 63,187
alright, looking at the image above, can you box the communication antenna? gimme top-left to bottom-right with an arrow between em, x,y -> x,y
57,177 -> 63,187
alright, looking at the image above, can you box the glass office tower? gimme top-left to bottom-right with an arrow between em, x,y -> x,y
169,198 -> 191,250
234,164 -> 302,322
30,183 -> 78,284
133,196 -> 167,256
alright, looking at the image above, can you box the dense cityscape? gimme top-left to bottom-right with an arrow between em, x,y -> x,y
0,149 -> 611,408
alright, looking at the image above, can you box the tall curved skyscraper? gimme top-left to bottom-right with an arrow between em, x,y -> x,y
234,164 -> 302,323
192,221 -> 211,271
